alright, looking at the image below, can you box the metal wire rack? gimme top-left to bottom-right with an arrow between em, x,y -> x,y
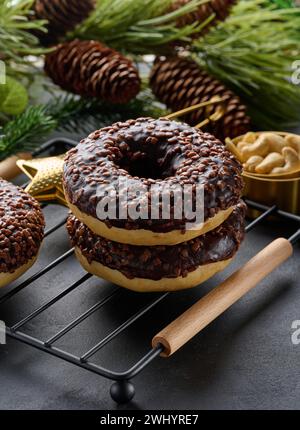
2,138 -> 300,404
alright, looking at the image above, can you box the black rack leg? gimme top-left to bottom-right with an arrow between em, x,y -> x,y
110,380 -> 135,404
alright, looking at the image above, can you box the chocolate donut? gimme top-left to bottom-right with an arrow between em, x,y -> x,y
0,179 -> 45,288
67,201 -> 246,292
63,118 -> 243,246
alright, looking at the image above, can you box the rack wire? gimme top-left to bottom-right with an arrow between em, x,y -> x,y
1,138 -> 300,404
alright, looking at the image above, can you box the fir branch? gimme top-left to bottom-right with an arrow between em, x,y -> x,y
68,0 -> 211,54
0,105 -> 56,159
192,0 -> 300,130
0,0 -> 48,68
0,92 -> 165,161
271,0 -> 295,6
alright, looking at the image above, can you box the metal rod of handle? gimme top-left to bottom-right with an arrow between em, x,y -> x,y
152,238 -> 293,357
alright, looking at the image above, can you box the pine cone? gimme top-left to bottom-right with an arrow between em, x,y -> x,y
32,0 -> 95,46
170,0 -> 237,37
150,56 -> 250,141
45,40 -> 141,104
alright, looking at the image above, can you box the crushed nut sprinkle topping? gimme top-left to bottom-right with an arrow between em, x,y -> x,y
0,179 -> 45,273
67,201 -> 246,281
64,118 -> 243,233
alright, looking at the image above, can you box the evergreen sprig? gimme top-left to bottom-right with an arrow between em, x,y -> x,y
0,0 -> 48,62
271,0 -> 295,7
0,105 -> 55,159
68,0 -> 211,54
192,0 -> 300,129
0,92 -> 165,161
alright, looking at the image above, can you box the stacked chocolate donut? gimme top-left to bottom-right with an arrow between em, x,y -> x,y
64,118 -> 246,292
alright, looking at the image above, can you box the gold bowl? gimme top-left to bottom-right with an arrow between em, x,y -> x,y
226,131 -> 300,179
243,172 -> 300,215
227,132 -> 300,215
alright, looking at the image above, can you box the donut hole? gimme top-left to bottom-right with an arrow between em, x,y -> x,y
117,146 -> 178,180
120,156 -> 164,179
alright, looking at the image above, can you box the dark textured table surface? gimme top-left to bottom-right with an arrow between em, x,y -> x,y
0,201 -> 299,410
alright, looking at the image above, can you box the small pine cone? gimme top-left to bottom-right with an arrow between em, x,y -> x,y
45,40 -> 141,104
32,0 -> 96,46
150,56 -> 250,141
170,0 -> 237,37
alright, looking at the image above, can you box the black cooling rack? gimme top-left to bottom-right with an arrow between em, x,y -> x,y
2,137 -> 300,404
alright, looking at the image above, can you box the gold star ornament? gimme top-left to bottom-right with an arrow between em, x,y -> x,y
17,155 -> 67,206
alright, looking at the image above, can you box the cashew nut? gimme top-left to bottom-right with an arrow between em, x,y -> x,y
255,152 -> 285,174
271,146 -> 300,174
284,134 -> 300,156
243,155 -> 263,173
261,133 -> 286,153
243,132 -> 257,144
237,140 -> 250,150
241,135 -> 271,161
241,133 -> 287,162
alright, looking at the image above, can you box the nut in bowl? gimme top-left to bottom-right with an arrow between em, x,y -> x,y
225,132 -> 300,215
226,131 -> 300,179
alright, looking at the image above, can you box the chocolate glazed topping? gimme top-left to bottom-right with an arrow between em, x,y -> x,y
63,118 -> 243,233
0,179 -> 45,273
67,201 -> 246,281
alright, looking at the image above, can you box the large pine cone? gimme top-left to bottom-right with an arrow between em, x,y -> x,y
171,0 -> 237,37
33,0 -> 95,45
150,56 -> 250,141
45,40 -> 141,104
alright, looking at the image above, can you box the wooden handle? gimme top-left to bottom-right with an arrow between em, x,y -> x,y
0,153 -> 32,181
152,238 -> 293,357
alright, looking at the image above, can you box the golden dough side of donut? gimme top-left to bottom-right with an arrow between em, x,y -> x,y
75,247 -> 233,292
66,197 -> 234,246
0,256 -> 37,289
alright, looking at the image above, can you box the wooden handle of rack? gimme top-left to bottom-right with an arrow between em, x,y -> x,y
152,238 -> 293,357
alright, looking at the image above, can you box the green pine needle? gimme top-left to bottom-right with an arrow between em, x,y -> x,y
68,0 -> 211,54
271,0 -> 295,7
0,105 -> 56,159
0,0 -> 49,73
192,0 -> 300,130
0,91 -> 165,161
